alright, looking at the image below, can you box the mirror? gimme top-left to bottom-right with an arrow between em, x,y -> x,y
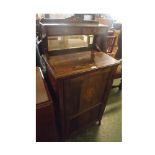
48,35 -> 94,51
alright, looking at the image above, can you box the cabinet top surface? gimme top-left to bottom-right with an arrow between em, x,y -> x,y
36,67 -> 49,104
47,51 -> 119,79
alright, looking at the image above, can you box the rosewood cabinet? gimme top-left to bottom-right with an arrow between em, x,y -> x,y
36,67 -> 58,142
43,51 -> 119,139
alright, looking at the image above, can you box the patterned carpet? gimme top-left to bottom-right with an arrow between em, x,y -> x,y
66,79 -> 122,142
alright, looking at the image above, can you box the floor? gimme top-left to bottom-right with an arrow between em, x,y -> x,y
66,79 -> 122,142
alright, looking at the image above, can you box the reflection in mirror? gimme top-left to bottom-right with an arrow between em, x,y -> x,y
48,35 -> 94,51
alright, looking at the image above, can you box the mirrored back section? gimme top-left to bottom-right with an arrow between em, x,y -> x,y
48,35 -> 94,51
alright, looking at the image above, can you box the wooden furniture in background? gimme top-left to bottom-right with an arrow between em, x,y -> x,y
112,60 -> 122,90
98,29 -> 122,90
43,51 -> 119,139
36,67 -> 58,142
95,15 -> 113,28
112,29 -> 122,90
106,35 -> 116,53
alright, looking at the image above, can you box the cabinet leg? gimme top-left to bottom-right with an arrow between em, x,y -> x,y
119,79 -> 122,90
98,120 -> 101,126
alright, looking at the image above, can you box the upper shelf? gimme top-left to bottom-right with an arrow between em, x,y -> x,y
40,22 -> 109,36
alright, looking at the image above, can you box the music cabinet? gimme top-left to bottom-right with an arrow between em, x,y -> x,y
36,67 -> 58,142
43,51 -> 119,139
39,21 -> 119,140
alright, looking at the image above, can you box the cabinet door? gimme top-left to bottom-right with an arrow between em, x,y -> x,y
63,69 -> 110,116
63,69 -> 111,134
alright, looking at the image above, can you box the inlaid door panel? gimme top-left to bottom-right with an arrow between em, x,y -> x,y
64,70 -> 110,116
